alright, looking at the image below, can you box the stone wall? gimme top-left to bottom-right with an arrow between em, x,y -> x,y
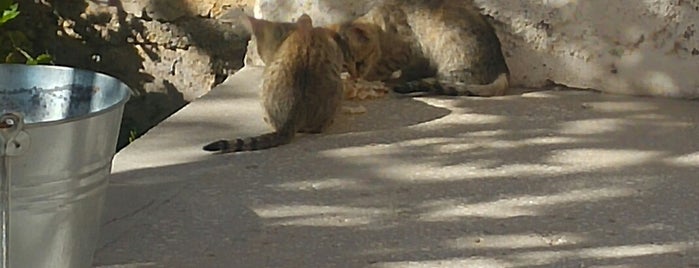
252,0 -> 699,99
10,0 -> 254,148
477,0 -> 699,99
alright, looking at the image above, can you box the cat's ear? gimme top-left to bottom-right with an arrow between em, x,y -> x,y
244,16 -> 260,34
296,14 -> 313,25
294,14 -> 313,32
245,16 -> 279,39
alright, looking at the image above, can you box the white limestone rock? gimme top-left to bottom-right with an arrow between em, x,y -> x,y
245,0 -> 378,66
477,0 -> 699,98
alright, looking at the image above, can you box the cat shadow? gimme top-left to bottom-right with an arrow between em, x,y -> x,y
329,85 -> 544,135
329,95 -> 452,134
204,66 -> 451,138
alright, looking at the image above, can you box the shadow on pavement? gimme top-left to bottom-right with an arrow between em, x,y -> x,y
96,83 -> 699,267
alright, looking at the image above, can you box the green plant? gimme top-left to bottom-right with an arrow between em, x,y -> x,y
0,0 -> 52,65
0,1 -> 19,26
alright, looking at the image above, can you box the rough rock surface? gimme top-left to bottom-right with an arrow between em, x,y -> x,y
11,0 -> 254,148
245,0 -> 376,66
477,0 -> 699,98
251,0 -> 699,99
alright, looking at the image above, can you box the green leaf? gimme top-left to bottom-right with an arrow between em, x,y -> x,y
35,53 -> 52,64
0,3 -> 19,26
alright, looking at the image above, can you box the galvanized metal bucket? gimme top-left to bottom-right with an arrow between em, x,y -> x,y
0,64 -> 131,268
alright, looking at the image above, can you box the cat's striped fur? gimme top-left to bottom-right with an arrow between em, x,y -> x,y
336,0 -> 510,97
327,22 -> 411,82
203,14 -> 344,153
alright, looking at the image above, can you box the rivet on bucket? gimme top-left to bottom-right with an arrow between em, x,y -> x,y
0,113 -> 30,156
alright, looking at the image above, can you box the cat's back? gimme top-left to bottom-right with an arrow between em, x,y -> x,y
265,17 -> 343,89
307,27 -> 344,80
263,15 -> 343,132
262,16 -> 313,90
399,0 -> 509,83
260,16 -> 314,131
301,26 -> 344,131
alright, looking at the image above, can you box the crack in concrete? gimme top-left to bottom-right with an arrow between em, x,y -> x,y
96,182 -> 191,253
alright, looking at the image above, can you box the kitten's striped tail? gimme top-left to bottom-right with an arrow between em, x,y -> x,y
203,129 -> 295,153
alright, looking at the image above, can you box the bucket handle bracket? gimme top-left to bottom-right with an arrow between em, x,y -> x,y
0,112 -> 29,268
0,113 -> 29,157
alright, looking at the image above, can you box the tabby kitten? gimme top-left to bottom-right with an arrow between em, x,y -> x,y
328,22 -> 411,82
204,14 -> 344,153
337,0 -> 510,97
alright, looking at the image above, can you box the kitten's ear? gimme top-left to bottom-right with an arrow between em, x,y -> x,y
294,14 -> 313,31
244,16 -> 277,39
243,16 -> 260,34
296,14 -> 313,24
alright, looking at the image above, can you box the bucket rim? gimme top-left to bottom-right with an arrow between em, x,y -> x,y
0,64 -> 132,128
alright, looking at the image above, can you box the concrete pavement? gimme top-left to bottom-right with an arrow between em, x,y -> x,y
93,67 -> 699,268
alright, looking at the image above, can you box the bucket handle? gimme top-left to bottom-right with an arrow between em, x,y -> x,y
0,112 -> 30,268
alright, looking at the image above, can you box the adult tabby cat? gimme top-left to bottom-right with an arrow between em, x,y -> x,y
335,0 -> 510,96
